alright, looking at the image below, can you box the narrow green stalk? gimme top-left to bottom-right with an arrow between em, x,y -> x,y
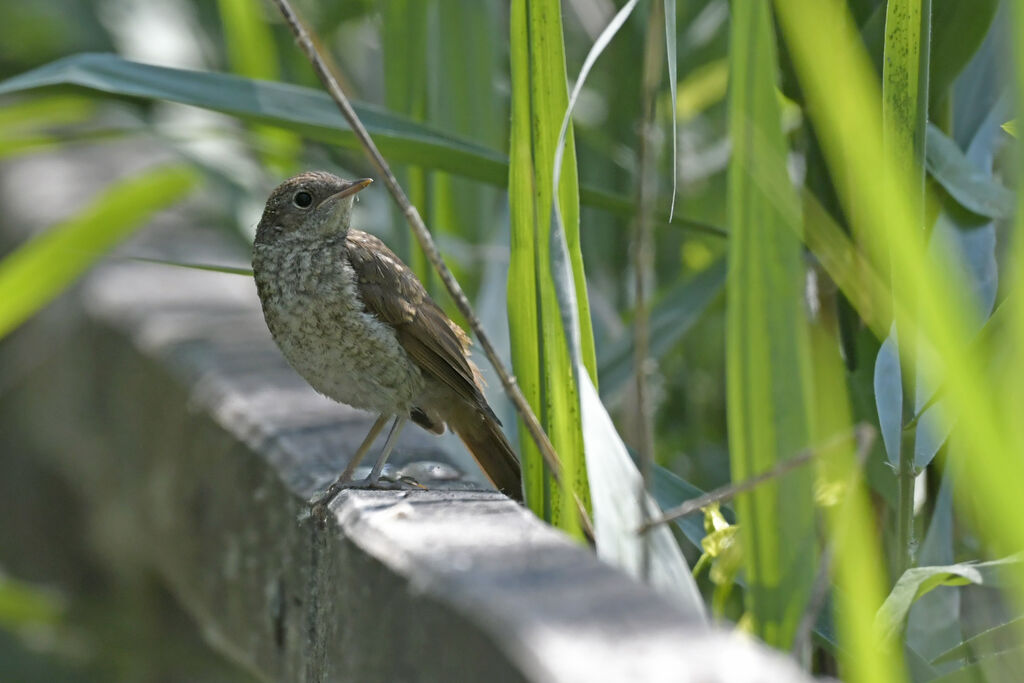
726,0 -> 817,649
882,0 -> 931,575
633,0 -> 664,580
381,0 -> 430,280
895,452 -> 915,572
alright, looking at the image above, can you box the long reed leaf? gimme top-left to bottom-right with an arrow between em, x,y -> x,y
725,0 -> 817,649
0,165 -> 198,339
0,53 -> 711,235
508,0 -> 594,536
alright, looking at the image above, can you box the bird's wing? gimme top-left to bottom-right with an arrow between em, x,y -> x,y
345,230 -> 483,408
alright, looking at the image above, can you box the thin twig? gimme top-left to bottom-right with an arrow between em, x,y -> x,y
268,0 -> 591,532
634,0 -> 664,583
638,425 -> 873,533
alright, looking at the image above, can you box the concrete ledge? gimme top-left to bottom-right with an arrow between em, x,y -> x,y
1,252 -> 813,682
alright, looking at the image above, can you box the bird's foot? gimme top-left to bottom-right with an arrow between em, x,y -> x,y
304,474 -> 425,523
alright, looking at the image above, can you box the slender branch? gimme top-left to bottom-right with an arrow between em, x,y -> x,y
638,424 -> 874,533
268,0 -> 588,528
634,0 -> 664,582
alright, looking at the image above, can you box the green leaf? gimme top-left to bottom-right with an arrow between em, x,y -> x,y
882,0 -> 931,578
542,0 -> 704,612
127,257 -> 254,277
906,467 -> 960,663
726,1 -> 816,649
0,53 -> 504,181
860,0 -> 999,112
927,0 -> 999,110
508,0 -> 593,537
926,123 -> 1016,219
216,0 -> 300,174
663,0 -> 677,218
0,53 -> 714,235
0,165 -> 198,340
579,373 -> 705,615
381,0 -> 431,277
876,557 -> 1021,643
428,0 -> 502,255
0,93 -> 104,159
217,0 -> 279,81
1005,119 -> 1018,138
0,575 -> 62,628
0,93 -> 96,131
873,330 -> 903,468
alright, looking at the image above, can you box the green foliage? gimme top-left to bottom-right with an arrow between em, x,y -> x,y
507,0 -> 594,536
0,575 -> 62,629
2,0 -> 1024,678
216,0 -> 300,174
926,124 -> 1016,219
0,165 -> 198,339
726,0 -> 816,649
876,558 -> 1022,644
0,53 -> 708,235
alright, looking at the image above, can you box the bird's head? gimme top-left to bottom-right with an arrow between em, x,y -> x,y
255,171 -> 372,246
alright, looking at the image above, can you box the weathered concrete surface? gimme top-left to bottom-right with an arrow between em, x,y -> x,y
0,245 -> 814,682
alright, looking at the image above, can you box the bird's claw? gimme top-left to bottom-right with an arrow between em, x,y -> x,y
303,475 -> 425,523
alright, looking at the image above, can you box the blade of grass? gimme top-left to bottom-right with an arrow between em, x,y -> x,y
217,0 -> 300,174
580,374 -> 705,614
1008,0 -> 1024,571
726,0 -> 817,649
0,94 -> 96,130
545,0 -> 703,611
507,0 -> 545,514
0,53 -> 716,236
876,558 -> 1020,644
807,301 -> 907,682
906,467 -> 960,664
634,0 -> 664,581
882,0 -> 931,576
381,0 -> 430,279
429,0 -> 502,290
509,0 -> 602,538
663,0 -> 678,220
0,165 -> 198,339
126,257 -> 254,277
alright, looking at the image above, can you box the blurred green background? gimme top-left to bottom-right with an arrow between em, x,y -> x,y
1,0 -> 1021,680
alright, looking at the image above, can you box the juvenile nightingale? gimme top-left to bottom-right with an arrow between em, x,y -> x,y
252,171 -> 522,507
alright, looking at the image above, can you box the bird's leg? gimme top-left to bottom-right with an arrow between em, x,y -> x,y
365,414 -> 409,485
309,413 -> 390,510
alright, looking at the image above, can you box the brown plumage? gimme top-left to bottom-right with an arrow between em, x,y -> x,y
252,171 -> 522,503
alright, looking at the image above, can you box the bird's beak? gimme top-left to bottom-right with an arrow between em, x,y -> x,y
325,177 -> 373,204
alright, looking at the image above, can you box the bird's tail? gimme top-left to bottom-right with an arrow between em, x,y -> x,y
449,402 -> 523,502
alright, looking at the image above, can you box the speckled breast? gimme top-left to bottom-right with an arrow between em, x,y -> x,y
252,238 -> 425,414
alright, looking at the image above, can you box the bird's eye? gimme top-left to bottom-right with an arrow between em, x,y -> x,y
293,191 -> 313,208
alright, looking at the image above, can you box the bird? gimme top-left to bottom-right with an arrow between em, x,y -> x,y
251,171 -> 522,509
